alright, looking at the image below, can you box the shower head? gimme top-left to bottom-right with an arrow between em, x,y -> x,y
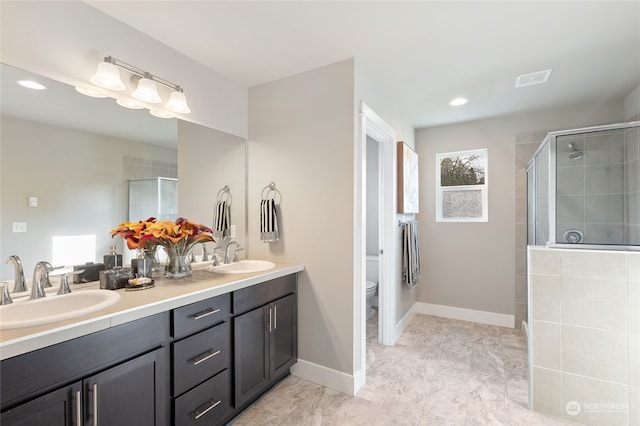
568,143 -> 583,160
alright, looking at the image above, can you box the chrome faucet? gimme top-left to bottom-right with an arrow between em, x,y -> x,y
30,261 -> 53,300
6,255 -> 27,293
224,241 -> 242,264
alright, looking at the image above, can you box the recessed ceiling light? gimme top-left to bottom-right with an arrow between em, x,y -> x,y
449,97 -> 468,106
515,69 -> 552,88
17,80 -> 46,90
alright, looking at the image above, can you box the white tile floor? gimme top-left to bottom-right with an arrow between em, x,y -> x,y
230,313 -> 577,425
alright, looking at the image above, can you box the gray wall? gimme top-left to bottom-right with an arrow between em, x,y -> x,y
248,59 -> 356,374
415,100 -> 625,322
0,115 -> 177,280
366,136 -> 379,256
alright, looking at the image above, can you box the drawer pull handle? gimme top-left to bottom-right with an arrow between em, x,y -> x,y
192,350 -> 221,366
194,399 -> 221,420
75,390 -> 82,426
92,383 -> 98,426
192,308 -> 220,320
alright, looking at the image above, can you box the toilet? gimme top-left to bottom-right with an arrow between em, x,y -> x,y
365,255 -> 379,320
365,280 -> 378,319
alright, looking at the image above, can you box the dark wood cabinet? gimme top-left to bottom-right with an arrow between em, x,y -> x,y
0,382 -> 82,426
84,349 -> 162,426
0,314 -> 168,426
1,272 -> 298,426
170,294 -> 231,426
233,276 -> 297,410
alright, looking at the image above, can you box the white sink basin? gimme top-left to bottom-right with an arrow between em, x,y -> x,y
0,290 -> 121,329
209,260 -> 276,274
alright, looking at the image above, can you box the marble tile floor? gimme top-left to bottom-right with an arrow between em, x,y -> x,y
229,313 -> 577,425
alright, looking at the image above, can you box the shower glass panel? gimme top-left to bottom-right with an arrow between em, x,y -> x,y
528,121 -> 640,249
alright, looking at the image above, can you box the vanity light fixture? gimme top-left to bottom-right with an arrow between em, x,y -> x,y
449,97 -> 468,106
90,57 -> 125,91
116,98 -> 145,110
132,73 -> 162,104
149,109 -> 174,119
88,55 -> 191,115
75,86 -> 108,98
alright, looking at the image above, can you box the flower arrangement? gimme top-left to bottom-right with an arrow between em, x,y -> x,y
111,217 -> 215,278
110,217 -> 158,250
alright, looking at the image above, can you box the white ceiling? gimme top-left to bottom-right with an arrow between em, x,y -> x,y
87,1 -> 640,128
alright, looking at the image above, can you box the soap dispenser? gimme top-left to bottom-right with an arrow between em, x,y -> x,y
103,245 -> 122,270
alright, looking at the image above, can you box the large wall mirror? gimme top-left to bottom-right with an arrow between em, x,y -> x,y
0,63 -> 246,280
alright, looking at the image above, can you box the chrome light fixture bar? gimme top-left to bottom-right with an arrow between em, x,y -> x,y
88,55 -> 191,115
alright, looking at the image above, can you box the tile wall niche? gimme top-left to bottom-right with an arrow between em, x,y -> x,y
528,247 -> 639,425
514,131 -> 547,329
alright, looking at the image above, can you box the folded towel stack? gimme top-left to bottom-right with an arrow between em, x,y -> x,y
260,199 -> 279,242
401,220 -> 421,289
212,200 -> 230,240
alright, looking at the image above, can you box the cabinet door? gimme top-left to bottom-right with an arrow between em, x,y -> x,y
0,382 -> 82,426
85,349 -> 161,426
233,306 -> 269,408
270,294 -> 297,379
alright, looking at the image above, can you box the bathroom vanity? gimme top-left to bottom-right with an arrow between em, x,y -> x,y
0,263 -> 302,426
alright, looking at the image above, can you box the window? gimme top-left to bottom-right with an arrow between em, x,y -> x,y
436,148 -> 488,222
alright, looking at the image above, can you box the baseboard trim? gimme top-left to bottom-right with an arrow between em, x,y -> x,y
413,302 -> 515,328
393,305 -> 416,343
290,359 -> 356,396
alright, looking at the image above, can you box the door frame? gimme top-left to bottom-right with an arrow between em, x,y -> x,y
355,102 -> 396,391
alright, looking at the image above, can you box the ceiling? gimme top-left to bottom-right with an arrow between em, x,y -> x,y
87,1 -> 640,129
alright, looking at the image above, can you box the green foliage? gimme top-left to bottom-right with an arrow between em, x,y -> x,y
440,155 -> 485,186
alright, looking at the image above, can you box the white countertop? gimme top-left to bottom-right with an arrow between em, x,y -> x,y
0,262 -> 304,360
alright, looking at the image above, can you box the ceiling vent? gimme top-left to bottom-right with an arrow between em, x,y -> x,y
515,69 -> 552,88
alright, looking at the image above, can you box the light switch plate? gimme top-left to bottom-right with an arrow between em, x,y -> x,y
28,196 -> 38,207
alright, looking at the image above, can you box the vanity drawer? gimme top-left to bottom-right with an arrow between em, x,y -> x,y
172,322 -> 229,396
172,293 -> 230,339
174,369 -> 229,426
233,274 -> 296,315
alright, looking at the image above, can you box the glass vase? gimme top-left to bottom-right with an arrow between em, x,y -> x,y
164,246 -> 192,279
143,243 -> 162,274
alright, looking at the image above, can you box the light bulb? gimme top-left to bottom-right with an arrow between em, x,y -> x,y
132,77 -> 161,103
165,90 -> 191,114
90,61 -> 125,91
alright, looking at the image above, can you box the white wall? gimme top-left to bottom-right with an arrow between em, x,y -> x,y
248,60 -> 356,387
415,100 -> 625,323
0,1 -> 247,139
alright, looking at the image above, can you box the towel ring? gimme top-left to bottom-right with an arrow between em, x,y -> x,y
217,185 -> 232,205
261,182 -> 281,202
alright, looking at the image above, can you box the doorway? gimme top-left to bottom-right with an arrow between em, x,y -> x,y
358,103 -> 396,390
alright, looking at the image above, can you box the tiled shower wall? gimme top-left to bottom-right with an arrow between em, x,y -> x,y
528,247 -> 639,425
514,131 -> 547,328
556,130 -> 626,245
626,126 -> 640,245
122,156 -> 178,221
